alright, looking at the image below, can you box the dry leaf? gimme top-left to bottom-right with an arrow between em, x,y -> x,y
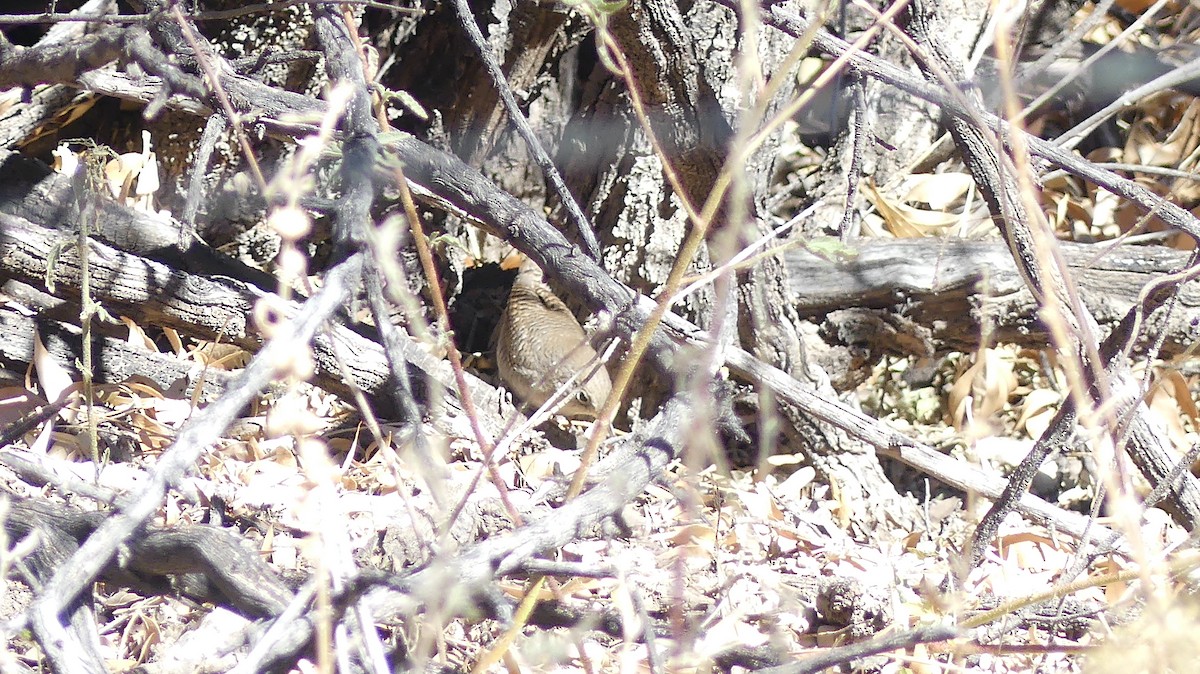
163,327 -> 185,356
948,348 -> 1017,431
867,179 -> 965,238
739,483 -> 784,521
1016,388 -> 1063,439
903,172 -> 973,210
1147,370 -> 1194,450
32,327 -> 73,404
120,316 -> 158,351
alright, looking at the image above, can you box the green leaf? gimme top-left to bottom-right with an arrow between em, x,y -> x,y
802,235 -> 858,261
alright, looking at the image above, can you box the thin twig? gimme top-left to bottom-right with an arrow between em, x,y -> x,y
169,4 -> 267,192
448,0 -> 602,261
388,162 -> 526,532
181,112 -> 225,227
10,253 -> 365,656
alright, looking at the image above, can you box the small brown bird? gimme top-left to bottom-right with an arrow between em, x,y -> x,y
494,259 -> 612,419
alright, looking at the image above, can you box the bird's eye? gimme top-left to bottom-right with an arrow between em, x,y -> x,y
575,390 -> 591,406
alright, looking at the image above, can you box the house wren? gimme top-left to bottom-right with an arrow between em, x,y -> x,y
494,260 -> 612,419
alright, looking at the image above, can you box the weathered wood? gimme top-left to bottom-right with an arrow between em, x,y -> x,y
0,303 -> 233,401
786,238 -> 1200,359
0,149 -> 278,291
0,212 -> 526,440
4,496 -> 292,618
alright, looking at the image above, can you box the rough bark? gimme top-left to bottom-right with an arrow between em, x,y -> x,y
787,238 -> 1200,364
